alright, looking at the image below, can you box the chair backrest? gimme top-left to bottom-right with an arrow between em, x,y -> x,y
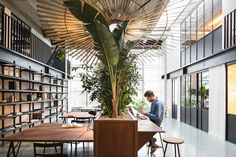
88,110 -> 97,117
33,143 -> 64,157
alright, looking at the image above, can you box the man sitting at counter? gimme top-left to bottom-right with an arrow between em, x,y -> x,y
141,90 -> 164,154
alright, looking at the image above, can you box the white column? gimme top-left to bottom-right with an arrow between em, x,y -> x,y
208,64 -> 226,139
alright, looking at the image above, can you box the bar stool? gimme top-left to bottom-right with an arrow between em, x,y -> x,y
163,137 -> 184,157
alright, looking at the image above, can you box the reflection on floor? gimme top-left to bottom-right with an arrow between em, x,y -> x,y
1,118 -> 236,157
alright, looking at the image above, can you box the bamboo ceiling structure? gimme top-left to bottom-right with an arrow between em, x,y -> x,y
36,0 -> 199,64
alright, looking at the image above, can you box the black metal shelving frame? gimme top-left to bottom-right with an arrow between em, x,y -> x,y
0,61 -> 68,140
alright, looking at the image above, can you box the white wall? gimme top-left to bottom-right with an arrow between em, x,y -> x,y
165,25 -> 181,74
208,64 -> 226,139
222,0 -> 236,16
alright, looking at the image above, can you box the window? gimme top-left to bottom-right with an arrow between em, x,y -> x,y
213,0 -> 222,30
197,2 -> 204,40
181,76 -> 186,106
198,71 -> 209,109
191,10 -> 197,62
186,17 -> 191,48
180,0 -> 222,64
191,10 -> 197,43
181,21 -> 186,51
185,75 -> 191,107
186,17 -> 191,64
204,0 -> 213,36
181,22 -> 186,67
180,72 -> 209,109
191,74 -> 197,107
172,78 -> 178,119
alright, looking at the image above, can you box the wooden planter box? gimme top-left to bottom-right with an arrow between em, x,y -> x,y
94,116 -> 138,157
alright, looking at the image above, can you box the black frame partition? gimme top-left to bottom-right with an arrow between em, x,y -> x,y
180,71 -> 209,132
198,72 -> 209,132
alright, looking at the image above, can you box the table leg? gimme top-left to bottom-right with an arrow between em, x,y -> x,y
15,142 -> 21,156
7,142 -> 16,157
63,118 -> 66,123
159,133 -> 164,153
70,143 -> 73,157
7,142 -> 12,157
75,142 -> 77,157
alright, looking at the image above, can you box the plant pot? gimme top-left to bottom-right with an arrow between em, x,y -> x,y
94,113 -> 138,157
94,112 -> 160,157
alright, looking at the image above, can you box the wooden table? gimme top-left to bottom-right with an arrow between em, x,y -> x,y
60,112 -> 93,123
0,123 -> 93,157
137,119 -> 166,152
79,107 -> 101,112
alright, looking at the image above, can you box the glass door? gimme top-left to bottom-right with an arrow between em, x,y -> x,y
199,71 -> 209,132
227,64 -> 236,143
172,78 -> 178,119
190,74 -> 198,127
180,76 -> 186,122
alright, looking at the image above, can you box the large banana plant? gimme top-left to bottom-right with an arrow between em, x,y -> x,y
64,0 -> 134,118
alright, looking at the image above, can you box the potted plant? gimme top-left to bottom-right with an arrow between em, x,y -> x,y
62,0 -> 160,156
64,0 -> 138,118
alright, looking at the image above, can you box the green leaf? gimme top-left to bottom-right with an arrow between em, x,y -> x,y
63,0 -> 108,27
94,20 -> 120,66
112,21 -> 129,49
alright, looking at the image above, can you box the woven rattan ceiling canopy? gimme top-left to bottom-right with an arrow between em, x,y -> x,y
36,0 -> 171,63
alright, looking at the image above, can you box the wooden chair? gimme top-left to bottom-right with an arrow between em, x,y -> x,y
163,137 -> 184,157
33,143 -> 68,157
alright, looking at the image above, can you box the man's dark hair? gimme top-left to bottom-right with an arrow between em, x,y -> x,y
144,90 -> 154,97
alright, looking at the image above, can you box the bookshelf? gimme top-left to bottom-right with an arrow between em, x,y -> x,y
0,60 -> 68,139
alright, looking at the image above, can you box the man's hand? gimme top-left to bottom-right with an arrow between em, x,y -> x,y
140,109 -> 146,115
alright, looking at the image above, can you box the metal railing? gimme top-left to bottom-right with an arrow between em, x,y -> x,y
3,13 -> 31,57
0,9 -> 69,73
224,9 -> 236,49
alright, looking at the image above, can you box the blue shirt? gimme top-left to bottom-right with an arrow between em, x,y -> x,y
145,99 -> 163,126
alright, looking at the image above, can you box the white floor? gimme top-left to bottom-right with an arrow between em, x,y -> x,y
1,118 -> 236,157
139,118 -> 236,157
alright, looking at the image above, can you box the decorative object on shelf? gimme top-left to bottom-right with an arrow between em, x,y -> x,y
32,113 -> 43,119
8,81 -> 19,90
39,85 -> 44,91
10,96 -> 15,103
54,101 -> 58,107
27,95 -> 32,101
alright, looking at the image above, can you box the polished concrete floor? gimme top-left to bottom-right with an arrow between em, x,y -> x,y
1,118 -> 236,157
